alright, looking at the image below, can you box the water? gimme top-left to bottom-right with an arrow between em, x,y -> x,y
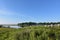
9,26 -> 21,28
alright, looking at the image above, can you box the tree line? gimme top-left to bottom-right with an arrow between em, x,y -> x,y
18,22 -> 60,27
0,22 -> 60,28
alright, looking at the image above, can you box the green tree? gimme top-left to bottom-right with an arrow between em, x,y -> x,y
0,25 -> 3,28
18,22 -> 37,27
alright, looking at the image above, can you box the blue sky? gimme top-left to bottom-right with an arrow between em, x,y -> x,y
0,0 -> 60,24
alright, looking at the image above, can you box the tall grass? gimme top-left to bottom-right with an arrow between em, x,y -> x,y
0,26 -> 60,40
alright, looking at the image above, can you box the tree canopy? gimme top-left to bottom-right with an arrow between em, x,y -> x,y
18,22 -> 60,27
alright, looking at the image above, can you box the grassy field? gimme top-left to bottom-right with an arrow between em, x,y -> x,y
0,26 -> 60,40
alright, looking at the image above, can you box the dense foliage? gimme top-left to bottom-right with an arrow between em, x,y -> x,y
18,22 -> 37,27
18,22 -> 60,27
0,26 -> 60,40
0,25 -> 4,28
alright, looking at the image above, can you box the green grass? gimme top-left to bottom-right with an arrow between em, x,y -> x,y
0,26 -> 60,40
